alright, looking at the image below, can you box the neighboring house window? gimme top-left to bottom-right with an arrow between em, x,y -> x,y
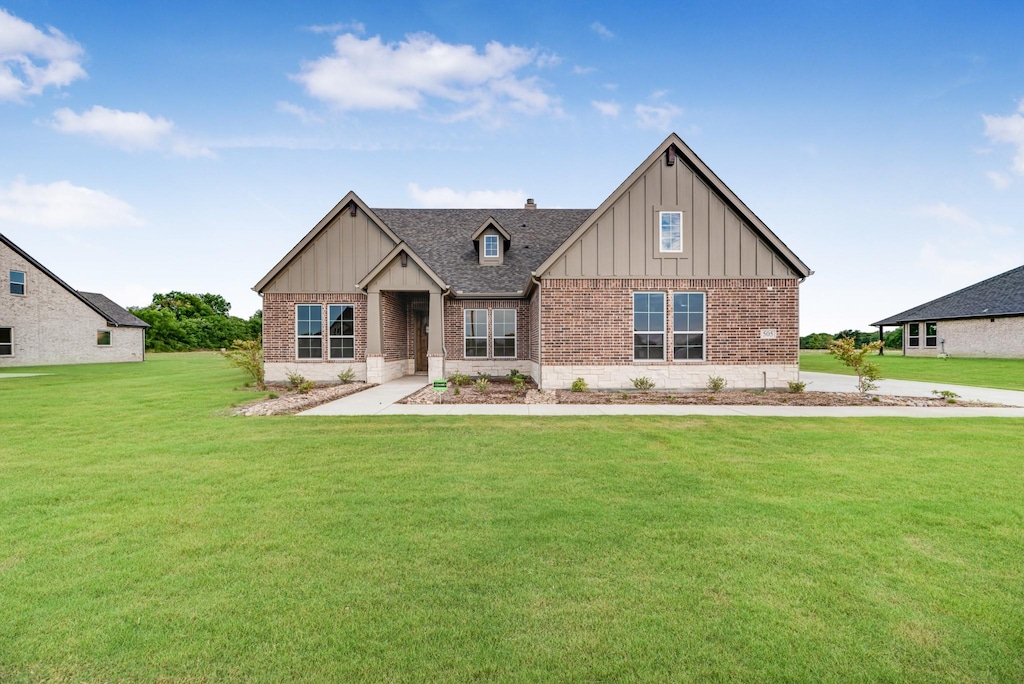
296,304 -> 323,359
97,330 -> 111,346
328,304 -> 355,359
908,323 -> 920,347
925,322 -> 937,347
673,293 -> 705,361
659,211 -> 683,252
9,270 -> 25,295
484,234 -> 499,258
465,309 -> 488,357
633,292 -> 665,360
493,309 -> 516,358
0,327 -> 11,355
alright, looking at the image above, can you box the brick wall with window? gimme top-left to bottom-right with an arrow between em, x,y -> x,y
262,292 -> 367,363
442,298 -> 531,361
540,278 -> 798,366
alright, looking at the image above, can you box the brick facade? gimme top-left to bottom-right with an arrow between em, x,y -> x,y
380,291 -> 408,361
443,298 -> 532,361
263,292 -> 367,363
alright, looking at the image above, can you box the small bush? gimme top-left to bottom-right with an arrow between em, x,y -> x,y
512,375 -> 527,393
828,336 -> 883,393
448,371 -> 471,387
788,380 -> 807,393
631,376 -> 655,391
298,380 -> 315,394
477,372 -> 491,381
286,371 -> 307,391
932,389 -> 960,402
571,377 -> 589,392
337,368 -> 356,384
621,392 -> 630,400
220,337 -> 265,390
268,392 -> 279,399
706,376 -> 727,392
506,369 -> 524,381
453,385 -> 461,396
474,377 -> 490,392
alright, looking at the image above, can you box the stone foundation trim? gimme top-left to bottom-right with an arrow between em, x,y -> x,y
266,361 -> 366,383
540,363 -> 798,390
444,359 -> 534,378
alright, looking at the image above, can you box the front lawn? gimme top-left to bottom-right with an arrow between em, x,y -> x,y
801,350 -> 1024,391
1,354 -> 1022,681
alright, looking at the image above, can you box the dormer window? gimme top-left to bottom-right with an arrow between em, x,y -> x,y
484,235 -> 499,258
472,217 -> 511,266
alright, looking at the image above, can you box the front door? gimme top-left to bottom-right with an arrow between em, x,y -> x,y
415,311 -> 428,372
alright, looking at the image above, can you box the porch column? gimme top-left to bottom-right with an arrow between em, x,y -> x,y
428,290 -> 445,380
366,291 -> 382,355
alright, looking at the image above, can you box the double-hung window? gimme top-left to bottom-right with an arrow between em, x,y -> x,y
907,323 -> 920,347
925,322 -> 937,347
9,270 -> 25,295
296,304 -> 322,359
673,293 -> 705,360
492,309 -> 516,358
633,292 -> 665,360
465,309 -> 488,357
97,330 -> 111,346
483,234 -> 499,258
0,327 -> 11,355
328,304 -> 355,359
659,212 -> 682,253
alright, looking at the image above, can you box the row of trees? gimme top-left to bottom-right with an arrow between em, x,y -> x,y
130,292 -> 261,352
800,328 -> 903,350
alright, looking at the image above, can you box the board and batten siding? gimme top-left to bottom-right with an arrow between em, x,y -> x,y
542,154 -> 796,279
364,254 -> 441,293
263,208 -> 397,293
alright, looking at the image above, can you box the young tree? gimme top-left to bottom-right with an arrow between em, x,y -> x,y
828,336 -> 884,393
221,337 -> 265,390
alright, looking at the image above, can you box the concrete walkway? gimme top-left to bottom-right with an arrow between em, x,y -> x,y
299,372 -> 1024,417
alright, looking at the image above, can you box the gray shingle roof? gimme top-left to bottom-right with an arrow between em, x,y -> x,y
872,264 -> 1024,326
371,208 -> 593,294
78,292 -> 150,328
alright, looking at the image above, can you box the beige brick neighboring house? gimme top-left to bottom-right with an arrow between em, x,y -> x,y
253,134 -> 813,389
0,234 -> 148,367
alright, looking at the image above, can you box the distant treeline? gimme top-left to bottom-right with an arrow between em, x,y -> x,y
129,292 -> 262,352
800,329 -> 902,350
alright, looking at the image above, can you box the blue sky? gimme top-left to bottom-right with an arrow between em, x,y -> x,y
1,1 -> 1022,333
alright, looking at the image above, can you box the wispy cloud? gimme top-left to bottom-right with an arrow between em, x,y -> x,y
986,170 -> 1010,189
408,183 -> 525,208
918,242 -> 1023,285
635,102 -> 682,130
590,21 -> 615,40
276,100 -> 323,124
536,52 -> 561,69
0,177 -> 143,230
915,202 -> 1014,236
304,21 -> 365,35
592,100 -> 621,117
50,106 -> 213,157
0,8 -> 86,101
982,98 -> 1024,175
572,65 -> 596,75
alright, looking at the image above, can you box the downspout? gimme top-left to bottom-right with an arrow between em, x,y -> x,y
531,274 -> 542,389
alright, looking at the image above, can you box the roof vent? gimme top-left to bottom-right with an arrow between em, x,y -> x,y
524,198 -> 536,210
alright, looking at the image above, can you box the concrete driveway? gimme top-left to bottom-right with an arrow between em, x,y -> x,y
800,371 -> 1024,406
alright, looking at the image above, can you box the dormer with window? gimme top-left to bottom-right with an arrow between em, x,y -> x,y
471,217 -> 511,266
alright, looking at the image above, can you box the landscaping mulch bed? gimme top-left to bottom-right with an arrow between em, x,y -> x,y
232,382 -> 371,416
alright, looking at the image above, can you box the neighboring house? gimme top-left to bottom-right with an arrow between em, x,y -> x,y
254,134 -> 812,389
872,265 -> 1024,358
0,233 -> 149,367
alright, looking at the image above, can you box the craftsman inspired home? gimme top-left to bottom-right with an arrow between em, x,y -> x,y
873,264 -> 1024,358
0,233 -> 148,367
254,134 -> 812,389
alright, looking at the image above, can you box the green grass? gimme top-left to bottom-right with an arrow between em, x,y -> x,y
2,353 -> 1023,681
801,350 -> 1024,391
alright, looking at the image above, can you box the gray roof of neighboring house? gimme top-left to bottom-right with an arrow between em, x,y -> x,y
79,292 -> 150,328
371,208 -> 594,294
872,264 -> 1024,326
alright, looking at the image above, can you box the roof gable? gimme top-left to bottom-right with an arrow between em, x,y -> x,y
356,242 -> 447,292
873,264 -> 1024,326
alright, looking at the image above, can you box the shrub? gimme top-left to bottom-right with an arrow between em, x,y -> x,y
512,375 -> 527,393
286,371 -> 307,392
788,380 -> 807,393
571,377 -> 589,392
506,369 -> 524,381
268,392 -> 279,399
706,376 -> 727,392
932,389 -> 960,403
448,371 -> 471,387
477,372 -> 491,381
827,337 -> 884,393
631,376 -> 655,391
474,377 -> 490,392
337,368 -> 356,384
298,380 -> 315,394
220,337 -> 265,390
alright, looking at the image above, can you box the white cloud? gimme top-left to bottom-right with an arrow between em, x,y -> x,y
572,65 -> 596,75
0,178 -> 143,230
915,202 -> 1014,236
536,52 -> 561,69
918,242 -> 1023,284
590,21 -> 615,40
0,8 -> 86,101
635,102 -> 682,130
986,170 -> 1010,189
603,82 -> 618,90
292,32 -> 558,120
408,182 -> 525,208
276,100 -> 323,124
592,100 -> 620,117
50,106 -> 213,157
305,21 -> 365,35
982,98 -> 1024,175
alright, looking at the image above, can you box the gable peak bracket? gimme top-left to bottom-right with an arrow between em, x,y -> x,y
349,200 -> 357,217
666,145 -> 677,166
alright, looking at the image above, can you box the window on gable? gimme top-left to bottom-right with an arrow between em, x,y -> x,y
483,234 -> 499,258
659,212 -> 682,253
633,292 -> 665,360
0,327 -> 11,355
328,304 -> 355,359
925,322 -> 937,347
296,304 -> 323,359
673,293 -> 705,361
97,330 -> 111,346
465,309 -> 488,357
493,309 -> 516,358
907,323 -> 920,347
10,270 -> 25,295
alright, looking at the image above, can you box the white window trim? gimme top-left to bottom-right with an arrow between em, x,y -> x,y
465,309 -> 488,358
907,323 -> 920,348
633,292 -> 666,362
9,270 -> 26,296
492,308 -> 516,359
924,321 -> 938,348
671,291 -> 706,362
295,304 -> 323,360
659,211 -> 683,253
97,330 -> 112,347
483,234 -> 499,258
0,326 -> 13,356
328,304 -> 355,360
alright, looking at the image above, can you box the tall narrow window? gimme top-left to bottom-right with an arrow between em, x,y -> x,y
97,330 -> 111,346
296,304 -> 322,359
484,234 -> 499,258
673,293 -> 705,361
465,309 -> 488,357
633,292 -> 665,360
659,211 -> 682,253
0,327 -> 11,355
9,270 -> 25,295
328,304 -> 355,359
493,309 -> 516,358
925,322 -> 937,347
907,323 -> 920,347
